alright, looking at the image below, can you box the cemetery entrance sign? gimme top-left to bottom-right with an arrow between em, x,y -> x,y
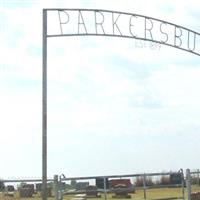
42,8 -> 200,200
46,9 -> 200,55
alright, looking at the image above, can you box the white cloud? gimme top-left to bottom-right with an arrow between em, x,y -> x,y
147,65 -> 200,107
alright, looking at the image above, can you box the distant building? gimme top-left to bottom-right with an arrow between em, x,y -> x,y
59,182 -> 66,190
170,173 -> 182,184
75,182 -> 89,190
6,185 -> 15,192
70,180 -> 77,188
96,178 -> 109,189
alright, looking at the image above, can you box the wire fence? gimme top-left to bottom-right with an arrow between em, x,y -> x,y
1,169 -> 200,200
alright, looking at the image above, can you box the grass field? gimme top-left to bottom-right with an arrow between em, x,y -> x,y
1,185 -> 200,200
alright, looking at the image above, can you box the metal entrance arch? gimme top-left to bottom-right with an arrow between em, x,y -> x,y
42,8 -> 200,200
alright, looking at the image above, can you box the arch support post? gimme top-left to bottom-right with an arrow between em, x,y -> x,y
42,9 -> 48,200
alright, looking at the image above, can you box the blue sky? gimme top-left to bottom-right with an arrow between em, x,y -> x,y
1,0 -> 200,179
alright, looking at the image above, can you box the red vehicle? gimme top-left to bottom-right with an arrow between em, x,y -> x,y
109,179 -> 132,188
109,179 -> 135,194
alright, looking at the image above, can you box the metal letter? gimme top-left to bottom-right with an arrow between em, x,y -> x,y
112,13 -> 122,35
160,22 -> 168,43
78,11 -> 87,34
94,11 -> 105,34
187,30 -> 196,52
129,15 -> 137,38
145,17 -> 153,40
58,10 -> 69,35
174,26 -> 182,47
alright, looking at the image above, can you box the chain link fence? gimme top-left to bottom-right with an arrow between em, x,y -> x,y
1,169 -> 200,200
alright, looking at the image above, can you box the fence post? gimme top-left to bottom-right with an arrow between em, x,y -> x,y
180,169 -> 185,200
54,175 -> 59,200
186,169 -> 191,200
103,177 -> 107,200
197,169 -> 200,186
143,174 -> 147,200
58,176 -> 63,200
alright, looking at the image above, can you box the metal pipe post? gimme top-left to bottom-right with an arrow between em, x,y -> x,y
143,174 -> 147,200
54,175 -> 59,200
42,9 -> 48,200
180,169 -> 185,200
197,169 -> 200,186
103,177 -> 107,200
186,169 -> 191,200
